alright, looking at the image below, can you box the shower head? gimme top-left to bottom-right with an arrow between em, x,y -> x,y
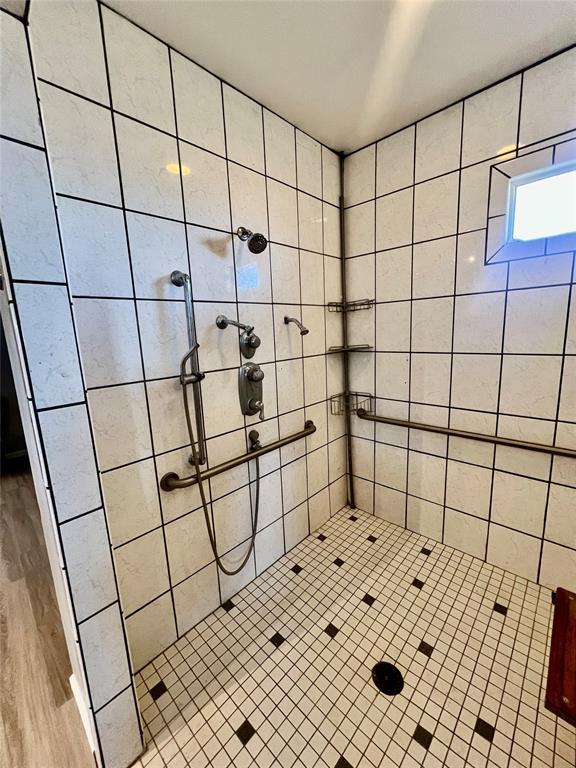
237,226 -> 268,254
284,316 -> 309,336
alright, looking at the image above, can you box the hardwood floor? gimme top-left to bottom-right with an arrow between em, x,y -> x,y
0,467 -> 95,768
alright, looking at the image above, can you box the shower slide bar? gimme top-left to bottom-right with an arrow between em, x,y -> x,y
356,409 -> 576,459
160,420 -> 317,491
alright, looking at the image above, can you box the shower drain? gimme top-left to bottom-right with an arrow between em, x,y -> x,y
371,662 -> 404,695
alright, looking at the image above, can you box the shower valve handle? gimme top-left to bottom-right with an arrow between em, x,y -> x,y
249,399 -> 265,421
247,366 -> 264,382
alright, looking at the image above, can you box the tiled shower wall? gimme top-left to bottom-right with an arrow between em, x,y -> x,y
1,1 -> 345,766
343,46 -> 576,593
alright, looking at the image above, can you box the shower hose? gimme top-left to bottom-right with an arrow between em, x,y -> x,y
182,378 -> 260,576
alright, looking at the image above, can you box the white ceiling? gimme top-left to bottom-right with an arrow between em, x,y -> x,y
109,1 -> 575,152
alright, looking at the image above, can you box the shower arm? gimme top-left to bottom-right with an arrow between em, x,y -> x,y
171,270 -> 207,464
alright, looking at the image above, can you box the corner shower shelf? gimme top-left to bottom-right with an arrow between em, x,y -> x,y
330,392 -> 374,417
327,298 -> 375,313
328,344 -> 373,353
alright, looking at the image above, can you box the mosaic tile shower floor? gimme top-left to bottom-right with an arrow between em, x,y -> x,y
131,508 -> 575,768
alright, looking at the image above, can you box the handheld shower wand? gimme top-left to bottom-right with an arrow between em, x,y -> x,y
284,316 -> 309,335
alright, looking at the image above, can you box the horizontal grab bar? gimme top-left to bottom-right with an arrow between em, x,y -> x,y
356,409 -> 576,460
160,420 -> 317,491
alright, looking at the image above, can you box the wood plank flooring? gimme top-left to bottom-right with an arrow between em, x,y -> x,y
0,468 -> 95,768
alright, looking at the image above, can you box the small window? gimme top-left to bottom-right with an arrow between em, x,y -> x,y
506,161 -> 576,243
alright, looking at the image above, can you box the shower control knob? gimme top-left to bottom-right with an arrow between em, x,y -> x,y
247,366 -> 264,382
247,333 -> 261,349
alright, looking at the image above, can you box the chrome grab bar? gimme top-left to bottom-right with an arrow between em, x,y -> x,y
356,409 -> 576,459
160,420 -> 316,491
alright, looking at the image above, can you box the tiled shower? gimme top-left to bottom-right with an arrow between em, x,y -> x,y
0,2 -> 574,768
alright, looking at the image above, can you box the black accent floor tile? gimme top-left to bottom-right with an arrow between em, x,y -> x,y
236,719 -> 256,746
317,533 -> 327,541
149,681 -> 168,701
367,535 -> 377,543
421,547 -> 432,556
334,557 -> 344,567
362,593 -> 376,606
335,758 -> 353,768
493,602 -> 508,616
349,515 -> 358,521
412,578 -> 424,589
413,724 -> 433,750
475,718 -> 495,742
221,599 -> 235,612
291,564 -> 303,574
324,623 -> 339,639
417,640 -> 434,657
269,631 -> 285,648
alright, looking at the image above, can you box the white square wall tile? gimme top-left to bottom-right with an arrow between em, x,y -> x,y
267,179 -> 298,247
96,688 -> 142,768
376,353 -> 409,401
30,0 -> 109,104
545,484 -> 576,549
347,252 -> 374,301
228,162 -> 268,237
271,245 -> 300,304
407,496 -> 443,540
504,286 -> 569,354
520,48 -> 576,147
491,471 -> 546,537
187,225 -> 236,302
79,603 -> 131,710
414,172 -> 459,242
296,130 -> 322,198
559,356 -> 576,422
410,353 -> 451,406
39,404 -> 101,522
462,76 -> 521,166
415,103 -> 462,182
376,188 -> 413,251
376,125 -> 415,196
407,451 -> 446,505
282,457 -> 307,513
173,563 -> 220,635
114,529 -> 170,615
264,110 -> 296,187
486,524 -> 540,582
443,508 -> 487,560
346,201 -> 375,257
285,502 -> 309,547
499,355 -> 562,419
125,593 -> 176,671
171,52 -> 225,155
0,14 -> 42,144
223,85 -> 264,172
322,147 -> 340,206
298,192 -> 323,253
376,302 -> 410,352
450,355 -> 500,413
453,293 -> 505,353
375,442 -> 407,492
0,140 -> 63,282
15,283 -> 84,408
540,541 -> 576,592
75,298 -> 142,388
164,509 -> 214,584
345,145 -> 375,206
60,509 -> 118,622
255,519 -> 284,576
102,458 -> 161,547
89,383 -> 152,471
300,251 -> 324,306
180,143 -> 230,230
137,299 -> 188,380
202,368 -> 244,436
445,460 -> 492,520
127,213 -> 188,300
455,231 -> 507,295
60,198 -> 132,298
376,247 -> 412,302
411,297 -> 453,353
412,237 -> 456,299
39,83 -> 120,205
146,377 -> 190,454
116,116 -> 183,220
103,8 -> 175,133
375,484 -> 406,526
